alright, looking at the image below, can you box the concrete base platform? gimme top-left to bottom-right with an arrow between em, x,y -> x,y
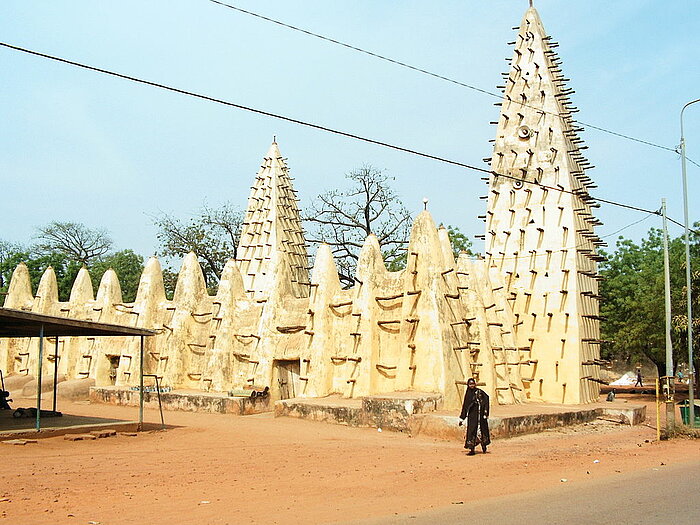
90,386 -> 271,415
275,392 -> 443,431
412,402 -> 645,441
87,386 -> 646,440
275,396 -> 363,426
0,408 -> 144,440
275,394 -> 646,440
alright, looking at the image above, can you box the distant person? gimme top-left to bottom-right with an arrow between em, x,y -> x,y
606,389 -> 616,402
458,378 -> 490,455
0,389 -> 11,410
635,368 -> 643,387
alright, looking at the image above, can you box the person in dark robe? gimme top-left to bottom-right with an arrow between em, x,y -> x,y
458,378 -> 490,455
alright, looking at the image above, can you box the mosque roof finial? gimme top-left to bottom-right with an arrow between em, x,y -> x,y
272,134 -> 277,144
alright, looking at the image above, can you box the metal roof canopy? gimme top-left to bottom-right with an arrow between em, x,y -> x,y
0,307 -> 156,338
0,307 -> 155,432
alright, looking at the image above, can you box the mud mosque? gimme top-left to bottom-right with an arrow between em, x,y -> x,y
0,6 -> 604,411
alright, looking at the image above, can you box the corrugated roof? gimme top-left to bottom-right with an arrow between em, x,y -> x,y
0,307 -> 156,338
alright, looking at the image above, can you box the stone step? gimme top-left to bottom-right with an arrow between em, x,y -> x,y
275,392 -> 444,431
276,397 -> 646,438
411,403 -> 646,440
90,386 -> 270,415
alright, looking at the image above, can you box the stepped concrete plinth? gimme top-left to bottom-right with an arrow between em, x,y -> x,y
275,392 -> 443,431
0,404 -> 141,440
274,396 -> 364,426
276,394 -> 645,439
411,401 -> 646,441
362,392 -> 444,431
90,386 -> 270,415
90,386 -> 645,440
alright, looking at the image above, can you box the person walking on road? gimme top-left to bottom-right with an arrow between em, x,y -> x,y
458,378 -> 491,455
635,367 -> 643,387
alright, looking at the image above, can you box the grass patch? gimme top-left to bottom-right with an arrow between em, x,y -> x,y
661,425 -> 700,440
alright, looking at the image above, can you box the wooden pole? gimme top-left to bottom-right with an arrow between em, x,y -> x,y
52,337 -> 59,413
661,200 -> 676,428
655,377 -> 661,441
36,324 -> 44,432
138,335 -> 144,431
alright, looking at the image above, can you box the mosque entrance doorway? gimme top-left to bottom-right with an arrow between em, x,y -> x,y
273,359 -> 300,400
107,355 -> 120,385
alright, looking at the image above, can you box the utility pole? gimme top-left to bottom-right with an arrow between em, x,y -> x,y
680,99 -> 698,427
662,199 -> 675,427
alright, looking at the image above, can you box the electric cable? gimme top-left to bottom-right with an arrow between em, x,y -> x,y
207,0 -> 678,154
487,212 -> 656,263
0,41 -> 692,231
685,156 -> 700,170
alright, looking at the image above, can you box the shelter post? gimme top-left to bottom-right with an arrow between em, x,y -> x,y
36,323 -> 44,431
52,336 -> 59,413
139,335 -> 144,431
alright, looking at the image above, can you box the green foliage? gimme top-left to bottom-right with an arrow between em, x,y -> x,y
384,250 -> 407,272
599,224 -> 699,376
385,225 -> 473,272
152,202 -> 242,291
2,223 -> 146,304
0,240 -> 23,292
0,247 -> 82,302
33,221 -> 112,265
444,225 -> 473,259
672,224 -> 700,379
161,268 -> 178,301
90,250 -> 144,303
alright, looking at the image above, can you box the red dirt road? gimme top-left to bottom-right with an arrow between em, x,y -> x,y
1,396 -> 698,525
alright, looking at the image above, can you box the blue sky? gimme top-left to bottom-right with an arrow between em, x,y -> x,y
1,0 -> 698,261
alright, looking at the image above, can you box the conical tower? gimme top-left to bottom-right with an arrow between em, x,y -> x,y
236,140 -> 310,299
483,6 -> 603,403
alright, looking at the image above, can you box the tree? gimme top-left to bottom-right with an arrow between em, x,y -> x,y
90,249 -> 144,303
161,268 -> 179,301
671,223 -> 700,386
3,224 -> 145,303
304,165 -> 412,287
0,243 -> 82,303
386,224 -> 474,272
33,221 -> 112,265
0,240 -> 23,291
445,225 -> 474,259
152,202 -> 242,290
599,225 -> 699,379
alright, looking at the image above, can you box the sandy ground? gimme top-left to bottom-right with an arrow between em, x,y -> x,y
1,394 -> 698,525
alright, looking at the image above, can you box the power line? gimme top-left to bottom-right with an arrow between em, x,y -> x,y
486,212 -> 698,264
666,216 -> 695,232
685,156 -> 700,170
492,212 -> 657,263
0,41 -> 684,226
599,212 -> 658,240
208,0 -> 678,154
0,43 -> 486,170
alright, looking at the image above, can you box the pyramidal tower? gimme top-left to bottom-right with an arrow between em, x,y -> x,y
236,140 -> 310,299
483,6 -> 603,403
